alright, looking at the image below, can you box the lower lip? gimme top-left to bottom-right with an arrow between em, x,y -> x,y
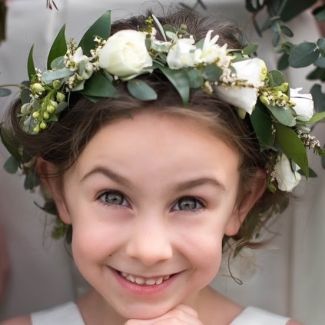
110,268 -> 179,296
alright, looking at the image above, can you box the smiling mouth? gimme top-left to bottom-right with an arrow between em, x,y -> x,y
113,268 -> 177,286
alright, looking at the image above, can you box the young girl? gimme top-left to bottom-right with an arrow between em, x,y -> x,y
1,7 -> 322,325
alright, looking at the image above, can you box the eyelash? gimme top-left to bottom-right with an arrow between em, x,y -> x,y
97,190 -> 205,212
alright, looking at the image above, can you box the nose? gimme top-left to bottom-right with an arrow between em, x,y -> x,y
125,216 -> 173,266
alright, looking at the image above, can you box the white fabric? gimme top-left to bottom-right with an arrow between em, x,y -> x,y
232,307 -> 289,325
30,302 -> 289,325
31,302 -> 84,325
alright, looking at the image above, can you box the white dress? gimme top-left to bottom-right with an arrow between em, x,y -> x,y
30,302 -> 290,325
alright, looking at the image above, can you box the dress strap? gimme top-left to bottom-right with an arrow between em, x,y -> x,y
31,301 -> 85,325
231,306 -> 290,325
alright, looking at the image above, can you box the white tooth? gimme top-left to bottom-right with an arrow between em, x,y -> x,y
127,275 -> 135,283
135,277 -> 145,285
155,277 -> 163,285
145,278 -> 156,285
121,272 -> 128,278
163,275 -> 170,280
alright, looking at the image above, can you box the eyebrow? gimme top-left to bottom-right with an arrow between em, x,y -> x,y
81,166 -> 225,192
81,166 -> 132,187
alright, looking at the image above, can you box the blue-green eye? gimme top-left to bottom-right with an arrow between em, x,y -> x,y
173,196 -> 204,211
98,191 -> 128,206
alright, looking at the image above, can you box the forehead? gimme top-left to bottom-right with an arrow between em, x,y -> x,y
69,111 -> 240,187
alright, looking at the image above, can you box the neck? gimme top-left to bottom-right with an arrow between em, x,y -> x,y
77,289 -> 127,325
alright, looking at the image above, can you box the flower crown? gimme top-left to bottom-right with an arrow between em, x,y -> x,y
1,10 -> 324,195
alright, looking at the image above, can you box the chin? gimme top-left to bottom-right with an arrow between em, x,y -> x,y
116,302 -> 174,320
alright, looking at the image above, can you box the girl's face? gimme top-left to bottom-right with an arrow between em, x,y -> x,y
54,111 -> 249,319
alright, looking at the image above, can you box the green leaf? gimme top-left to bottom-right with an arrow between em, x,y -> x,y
3,156 -> 19,174
275,123 -> 309,176
158,66 -> 190,105
307,111 -> 325,124
277,53 -> 289,70
0,87 -> 11,96
298,167 -> 317,177
41,68 -> 73,84
310,84 -> 325,112
317,38 -> 325,56
250,102 -> 274,147
78,11 -> 111,57
202,64 -> 222,82
242,43 -> 258,56
267,105 -> 296,126
268,70 -> 285,87
27,45 -> 36,81
82,71 -> 117,98
313,5 -> 325,21
47,25 -> 67,69
127,80 -> 157,101
152,14 -> 167,42
289,42 -> 320,68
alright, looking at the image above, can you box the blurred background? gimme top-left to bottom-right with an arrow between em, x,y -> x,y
0,0 -> 324,324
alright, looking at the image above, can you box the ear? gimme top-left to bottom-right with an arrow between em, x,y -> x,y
225,169 -> 266,236
36,158 -> 72,224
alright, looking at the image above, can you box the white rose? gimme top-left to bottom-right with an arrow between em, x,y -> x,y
166,36 -> 196,69
216,58 -> 267,114
274,154 -> 302,192
290,88 -> 314,121
194,30 -> 231,68
98,30 -> 152,78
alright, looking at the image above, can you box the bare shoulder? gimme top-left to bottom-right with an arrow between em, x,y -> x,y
287,319 -> 303,325
0,315 -> 31,325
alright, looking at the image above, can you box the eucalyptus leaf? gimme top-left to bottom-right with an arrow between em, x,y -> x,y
186,69 -> 204,88
42,68 -> 73,84
275,123 -> 309,176
280,0 -> 317,22
280,25 -> 294,37
267,105 -> 296,126
0,87 -> 11,97
24,171 -> 40,190
78,11 -> 111,56
20,81 -> 31,104
310,84 -> 325,112
315,56 -> 325,68
158,66 -> 190,104
289,42 -> 320,68
307,67 -> 325,82
277,53 -> 289,70
250,102 -> 274,148
82,71 -> 117,98
47,25 -> 67,69
0,125 -> 21,162
313,5 -> 325,21
127,80 -> 157,101
317,38 -> 325,56
3,156 -> 19,174
27,45 -> 36,81
268,70 -> 285,87
202,64 -> 222,81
